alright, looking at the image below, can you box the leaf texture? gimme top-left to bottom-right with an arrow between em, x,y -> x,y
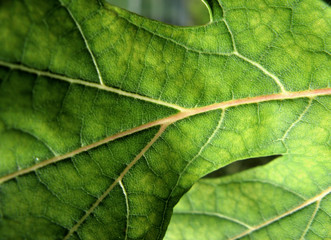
0,0 -> 330,239
165,154 -> 331,239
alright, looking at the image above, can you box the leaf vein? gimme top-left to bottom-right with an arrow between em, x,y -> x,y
111,11 -> 233,56
228,187 -> 330,240
0,89 -> 330,184
119,180 -> 129,240
233,52 -> 287,93
157,109 -> 226,239
63,124 -> 168,240
299,200 -> 321,240
280,98 -> 313,142
0,60 -> 185,111
59,0 -> 105,86
173,210 -> 252,229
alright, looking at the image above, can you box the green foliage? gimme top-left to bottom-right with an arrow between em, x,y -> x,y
165,152 -> 331,239
0,0 -> 330,239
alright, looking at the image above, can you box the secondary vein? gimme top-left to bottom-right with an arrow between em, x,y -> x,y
0,60 -> 185,111
233,52 -> 287,94
173,211 -> 252,229
63,124 -> 169,240
229,187 -> 330,240
119,180 -> 129,240
59,0 -> 105,86
157,109 -> 226,239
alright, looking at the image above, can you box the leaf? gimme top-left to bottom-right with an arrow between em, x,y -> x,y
165,155 -> 331,240
0,0 -> 330,239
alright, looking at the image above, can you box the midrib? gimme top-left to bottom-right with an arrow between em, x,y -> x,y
0,87 -> 330,184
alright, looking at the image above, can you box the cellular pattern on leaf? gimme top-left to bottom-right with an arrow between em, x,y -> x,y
0,0 -> 330,239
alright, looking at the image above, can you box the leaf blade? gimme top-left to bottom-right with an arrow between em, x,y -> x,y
0,0 -> 330,239
165,156 -> 331,239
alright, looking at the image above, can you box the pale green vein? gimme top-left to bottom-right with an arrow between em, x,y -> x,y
222,15 -> 287,93
119,180 -> 129,240
299,200 -> 321,240
158,109 -> 226,239
227,179 -> 306,200
59,0 -> 105,86
173,210 -> 252,229
0,60 -> 185,111
233,51 -> 287,93
229,187 -> 331,240
280,98 -> 313,142
223,18 -> 237,53
112,13 -> 233,56
121,9 -> 289,94
9,127 -> 58,156
201,0 -> 214,23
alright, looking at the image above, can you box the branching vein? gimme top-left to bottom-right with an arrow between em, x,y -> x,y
59,0 -> 105,86
299,200 -> 321,240
158,110 -> 226,239
63,124 -> 168,240
280,98 -> 313,142
233,52 -> 287,93
173,211 -> 252,229
0,60 -> 185,111
229,187 -> 330,240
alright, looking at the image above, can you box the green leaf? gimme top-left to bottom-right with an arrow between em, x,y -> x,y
0,0 -> 330,239
165,155 -> 331,239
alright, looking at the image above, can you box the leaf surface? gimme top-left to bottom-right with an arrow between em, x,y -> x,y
165,154 -> 331,239
0,0 -> 330,239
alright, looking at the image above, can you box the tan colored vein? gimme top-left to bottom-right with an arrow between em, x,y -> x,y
60,1 -> 105,86
63,124 -> 168,240
0,60 -> 185,111
0,118 -> 168,184
187,88 -> 330,115
0,88 -> 330,185
229,187 -> 330,240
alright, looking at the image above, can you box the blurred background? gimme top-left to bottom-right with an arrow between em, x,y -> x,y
107,0 -> 209,26
105,0 -> 280,177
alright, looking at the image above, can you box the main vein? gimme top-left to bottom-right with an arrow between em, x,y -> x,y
229,187 -> 331,240
0,88 -> 330,185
